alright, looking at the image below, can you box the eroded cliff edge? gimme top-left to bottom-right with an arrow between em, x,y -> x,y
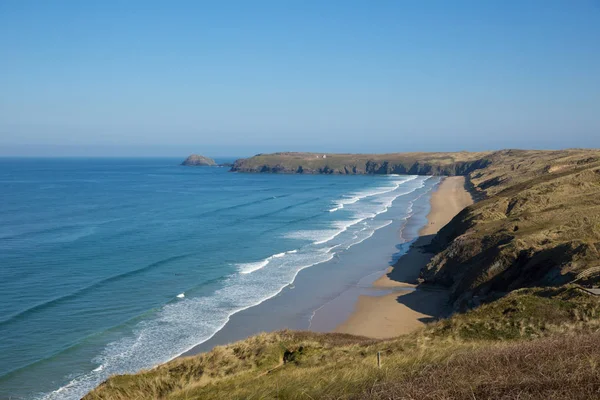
230,151 -> 492,175
419,149 -> 600,309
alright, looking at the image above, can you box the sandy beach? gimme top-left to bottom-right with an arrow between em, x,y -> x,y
334,176 -> 473,338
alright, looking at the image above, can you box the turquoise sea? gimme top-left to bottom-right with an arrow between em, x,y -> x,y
0,158 -> 438,399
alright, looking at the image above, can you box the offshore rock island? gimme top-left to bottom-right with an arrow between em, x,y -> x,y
181,154 -> 217,166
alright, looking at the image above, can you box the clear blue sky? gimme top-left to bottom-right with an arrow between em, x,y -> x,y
1,0 -> 599,156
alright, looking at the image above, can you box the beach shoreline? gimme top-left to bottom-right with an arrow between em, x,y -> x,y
333,176 -> 473,338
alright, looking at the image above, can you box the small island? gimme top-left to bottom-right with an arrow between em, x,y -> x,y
181,154 -> 217,166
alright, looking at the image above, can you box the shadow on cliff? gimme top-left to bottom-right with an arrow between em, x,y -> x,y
384,234 -> 436,284
379,233 -> 452,322
394,286 -> 452,323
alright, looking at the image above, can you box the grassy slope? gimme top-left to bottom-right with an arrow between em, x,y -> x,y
86,287 -> 600,399
422,149 -> 600,309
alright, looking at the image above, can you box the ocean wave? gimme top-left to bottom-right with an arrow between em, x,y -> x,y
0,254 -> 193,328
237,250 -> 298,274
372,183 -> 426,217
314,218 -> 366,245
328,176 -> 417,212
248,197 -> 322,220
40,249 -> 337,400
237,259 -> 270,274
193,193 -> 293,219
0,221 -> 115,243
342,220 -> 393,250
288,177 -> 426,246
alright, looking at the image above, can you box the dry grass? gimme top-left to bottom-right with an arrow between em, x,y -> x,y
422,150 -> 600,309
356,333 -> 600,400
85,288 -> 600,400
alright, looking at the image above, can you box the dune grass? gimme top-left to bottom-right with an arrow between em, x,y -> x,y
85,287 -> 600,399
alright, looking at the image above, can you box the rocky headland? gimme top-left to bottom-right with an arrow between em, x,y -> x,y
230,151 -> 492,175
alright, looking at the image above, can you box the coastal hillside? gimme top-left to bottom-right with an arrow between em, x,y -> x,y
230,149 -> 600,180
422,149 -> 600,309
231,149 -> 600,310
85,287 -> 600,399
230,151 -> 492,175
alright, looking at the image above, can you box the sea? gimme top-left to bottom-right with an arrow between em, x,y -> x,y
0,158 -> 439,399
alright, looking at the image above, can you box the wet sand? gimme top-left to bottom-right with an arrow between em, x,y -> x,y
334,176 -> 473,338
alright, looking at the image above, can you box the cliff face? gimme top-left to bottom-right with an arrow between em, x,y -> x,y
420,149 -> 600,310
182,154 -> 217,166
231,151 -> 492,176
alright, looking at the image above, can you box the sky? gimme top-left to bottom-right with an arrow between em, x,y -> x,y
1,0 -> 599,157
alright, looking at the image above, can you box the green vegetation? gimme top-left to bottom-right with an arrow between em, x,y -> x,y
85,287 -> 600,399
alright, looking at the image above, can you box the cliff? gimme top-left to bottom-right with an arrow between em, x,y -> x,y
230,151 -> 493,175
420,149 -> 600,309
181,154 -> 217,166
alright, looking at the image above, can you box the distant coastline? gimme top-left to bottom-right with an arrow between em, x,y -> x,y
227,151 -> 491,175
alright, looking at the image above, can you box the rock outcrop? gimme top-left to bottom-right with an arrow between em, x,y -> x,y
181,154 -> 217,166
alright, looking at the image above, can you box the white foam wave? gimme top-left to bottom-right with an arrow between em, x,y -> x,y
314,218 -> 365,245
373,186 -> 422,217
344,220 -> 393,249
285,229 -> 339,243
328,176 -> 418,212
287,217 -> 369,245
237,259 -> 270,274
237,249 -> 299,274
289,176 -> 426,247
41,247 -> 338,400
